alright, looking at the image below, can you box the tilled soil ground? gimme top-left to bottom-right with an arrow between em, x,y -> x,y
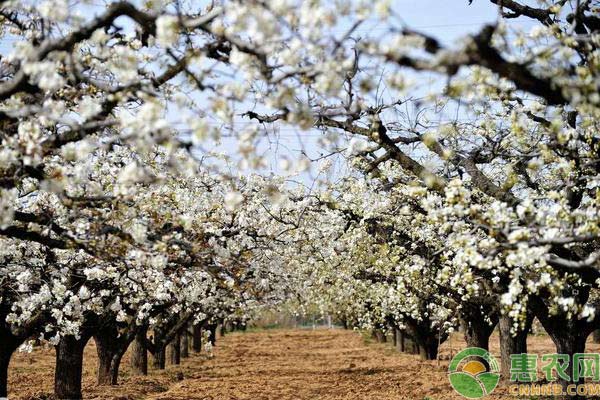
9,328 -> 600,399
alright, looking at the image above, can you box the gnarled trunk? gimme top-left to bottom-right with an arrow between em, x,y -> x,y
417,335 -> 439,360
405,318 -> 447,361
94,322 -> 135,385
530,293 -> 594,398
130,327 -> 148,375
461,305 -> 498,351
54,334 -> 92,400
552,332 -> 587,387
499,313 -> 533,380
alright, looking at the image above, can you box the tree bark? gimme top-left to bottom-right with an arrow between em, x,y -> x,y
168,333 -> 181,365
130,327 -> 148,375
0,333 -> 21,398
419,341 -> 438,360
407,337 -> 420,355
54,334 -> 92,400
152,345 -> 166,369
208,324 -> 217,346
530,293 -> 594,398
499,313 -> 532,380
395,328 -> 405,352
461,307 -> 498,351
405,317 -> 447,360
94,322 -> 135,385
552,333 -> 587,388
192,323 -> 202,353
181,327 -> 189,358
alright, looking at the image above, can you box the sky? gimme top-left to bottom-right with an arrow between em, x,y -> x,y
201,0 -> 541,186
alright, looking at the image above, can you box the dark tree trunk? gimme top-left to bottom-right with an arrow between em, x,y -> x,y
342,318 -> 348,330
499,313 -> 532,380
130,328 -> 148,375
405,318 -> 447,361
94,322 -> 135,385
150,326 -> 168,370
0,332 -> 21,398
392,328 -> 397,347
192,324 -> 202,353
530,293 -> 594,398
54,334 -> 92,400
419,342 -> 438,360
461,307 -> 498,351
152,345 -> 166,369
181,327 -> 189,358
208,324 -> 217,346
552,333 -> 587,388
0,349 -> 10,399
219,324 -> 226,337
168,333 -> 181,365
407,338 -> 420,355
395,328 -> 405,352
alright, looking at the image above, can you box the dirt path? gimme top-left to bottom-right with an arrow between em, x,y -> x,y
145,329 -> 453,400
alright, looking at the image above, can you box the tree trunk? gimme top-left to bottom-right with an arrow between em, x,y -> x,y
168,334 -> 181,365
0,334 -> 20,398
395,329 -> 405,352
530,294 -> 593,398
417,336 -> 439,360
219,324 -> 226,337
181,328 -> 189,358
461,303 -> 498,351
208,324 -> 217,346
549,330 -> 588,395
96,346 -> 124,386
405,318 -> 447,360
152,345 -> 166,369
94,323 -> 134,385
130,328 -> 148,375
462,315 -> 497,351
54,334 -> 92,400
392,327 -> 397,347
499,314 -> 531,380
409,339 -> 421,355
192,324 -> 202,353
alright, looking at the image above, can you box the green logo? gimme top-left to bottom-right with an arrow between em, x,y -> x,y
448,347 -> 500,399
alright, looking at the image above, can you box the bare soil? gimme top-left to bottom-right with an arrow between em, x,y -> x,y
8,328 -> 600,399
